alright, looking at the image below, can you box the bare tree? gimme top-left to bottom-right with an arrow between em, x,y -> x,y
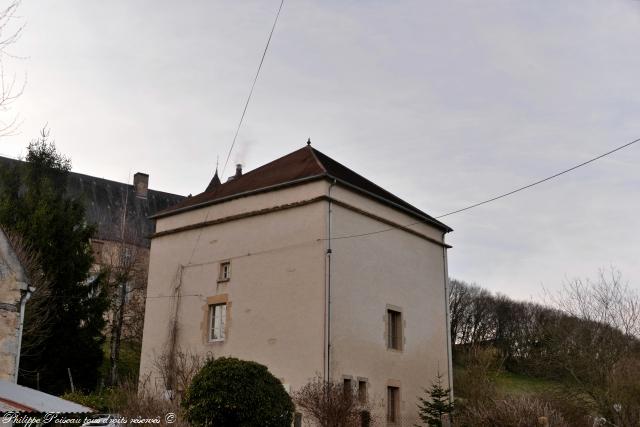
293,377 -> 376,427
548,267 -> 640,339
110,378 -> 191,427
100,185 -> 148,385
152,347 -> 205,401
105,238 -> 144,384
0,1 -> 25,136
448,279 -> 470,346
543,268 -> 640,422
5,230 -> 52,358
449,279 -> 498,348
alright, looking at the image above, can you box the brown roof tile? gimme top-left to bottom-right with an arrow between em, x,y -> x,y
154,145 -> 451,232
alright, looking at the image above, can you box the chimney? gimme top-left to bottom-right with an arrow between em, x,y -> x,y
227,164 -> 243,182
133,172 -> 149,198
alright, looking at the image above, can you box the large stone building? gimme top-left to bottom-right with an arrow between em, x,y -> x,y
140,144 -> 453,425
0,156 -> 184,381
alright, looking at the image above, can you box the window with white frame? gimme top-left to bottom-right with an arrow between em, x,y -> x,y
219,261 -> 231,281
209,303 -> 227,341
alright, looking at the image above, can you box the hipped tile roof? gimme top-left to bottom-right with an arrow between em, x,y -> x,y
155,145 -> 451,232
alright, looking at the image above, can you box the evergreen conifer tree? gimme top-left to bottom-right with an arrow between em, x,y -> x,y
416,371 -> 454,427
0,130 -> 108,393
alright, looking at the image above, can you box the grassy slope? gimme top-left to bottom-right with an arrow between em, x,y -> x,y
494,370 -> 563,396
453,363 -> 564,398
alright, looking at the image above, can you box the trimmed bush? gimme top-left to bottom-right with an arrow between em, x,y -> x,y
182,357 -> 294,427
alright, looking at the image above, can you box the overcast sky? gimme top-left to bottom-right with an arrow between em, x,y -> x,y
1,0 -> 639,301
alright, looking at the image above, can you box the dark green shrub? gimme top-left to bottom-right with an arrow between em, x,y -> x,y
62,390 -> 112,412
182,357 -> 294,427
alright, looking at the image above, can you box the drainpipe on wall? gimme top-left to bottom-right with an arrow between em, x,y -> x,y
324,179 -> 336,383
14,283 -> 35,383
442,240 -> 454,401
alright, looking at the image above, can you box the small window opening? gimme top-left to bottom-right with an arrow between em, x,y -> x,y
343,378 -> 352,397
219,261 -> 231,281
294,413 -> 302,427
387,386 -> 400,423
358,380 -> 367,404
387,309 -> 402,350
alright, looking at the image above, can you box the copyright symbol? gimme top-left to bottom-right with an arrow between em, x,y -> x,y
165,413 -> 176,424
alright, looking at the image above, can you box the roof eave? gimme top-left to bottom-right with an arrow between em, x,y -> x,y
326,175 -> 453,233
149,174 -> 327,219
153,172 -> 452,234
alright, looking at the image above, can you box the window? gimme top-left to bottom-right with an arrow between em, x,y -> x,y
91,240 -> 104,261
358,380 -> 367,404
123,246 -> 133,263
387,386 -> 400,424
219,261 -> 231,281
293,413 -> 302,427
343,378 -> 352,397
124,282 -> 132,304
209,303 -> 226,341
387,309 -> 402,350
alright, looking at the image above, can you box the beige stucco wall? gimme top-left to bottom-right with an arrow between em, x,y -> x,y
329,194 -> 449,426
139,182 -> 329,393
330,185 -> 446,244
139,179 -> 451,425
154,180 -> 328,233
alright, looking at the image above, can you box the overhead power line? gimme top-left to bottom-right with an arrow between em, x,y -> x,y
221,0 -> 285,178
188,0 -> 285,268
435,136 -> 640,219
327,135 -> 640,241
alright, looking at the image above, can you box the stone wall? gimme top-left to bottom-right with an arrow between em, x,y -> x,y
0,229 -> 27,382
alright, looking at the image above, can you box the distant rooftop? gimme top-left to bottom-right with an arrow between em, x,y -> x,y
0,156 -> 185,247
155,144 -> 451,232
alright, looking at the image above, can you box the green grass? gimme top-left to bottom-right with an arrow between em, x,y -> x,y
100,340 -> 141,383
453,363 -> 566,399
495,370 -> 562,396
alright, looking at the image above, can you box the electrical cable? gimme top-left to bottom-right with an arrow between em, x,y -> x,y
187,0 -> 286,266
221,0 -> 285,178
329,135 -> 640,240
435,136 -> 640,219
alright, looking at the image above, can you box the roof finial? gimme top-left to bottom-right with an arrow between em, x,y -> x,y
307,138 -> 311,146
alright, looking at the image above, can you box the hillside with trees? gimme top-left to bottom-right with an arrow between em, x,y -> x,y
450,271 -> 640,425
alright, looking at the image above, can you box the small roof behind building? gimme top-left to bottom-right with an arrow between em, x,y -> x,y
154,145 -> 451,232
0,380 -> 94,413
